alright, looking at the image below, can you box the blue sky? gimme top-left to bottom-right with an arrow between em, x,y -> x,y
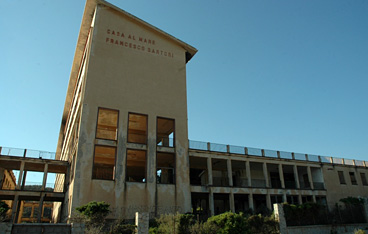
1,0 -> 367,162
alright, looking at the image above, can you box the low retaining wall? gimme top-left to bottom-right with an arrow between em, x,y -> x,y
286,223 -> 368,234
0,223 -> 85,234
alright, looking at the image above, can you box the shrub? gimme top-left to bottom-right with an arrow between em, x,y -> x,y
76,201 -> 110,220
189,221 -> 219,234
151,213 -> 195,234
75,201 -> 111,234
354,229 -> 366,234
206,212 -> 248,234
110,219 -> 136,234
247,214 -> 279,234
0,201 -> 10,221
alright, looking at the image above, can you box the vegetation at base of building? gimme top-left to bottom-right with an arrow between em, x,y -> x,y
0,201 -> 10,221
354,229 -> 367,234
284,197 -> 366,226
73,201 -> 135,234
149,212 -> 279,234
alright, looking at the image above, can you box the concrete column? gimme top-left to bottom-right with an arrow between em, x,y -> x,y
278,164 -> 285,189
207,157 -> 213,185
274,204 -> 287,234
16,161 -> 25,189
363,198 -> 368,223
227,159 -> 233,187
135,212 -> 149,234
41,163 -> 48,191
229,191 -> 235,213
266,193 -> 272,210
319,167 -> 326,189
64,164 -> 71,193
11,195 -> 19,223
293,165 -> 300,189
246,161 -> 251,187
0,167 -> 5,188
282,192 -> 287,203
298,194 -> 302,204
209,189 -> 215,216
248,192 -> 254,210
312,194 -> 316,203
307,166 -> 314,189
37,194 -> 45,222
263,162 -> 269,188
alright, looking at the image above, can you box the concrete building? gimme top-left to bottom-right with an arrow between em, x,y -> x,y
1,0 -> 368,224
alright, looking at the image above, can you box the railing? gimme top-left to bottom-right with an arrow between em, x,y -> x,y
0,146 -> 58,160
251,179 -> 267,188
188,140 -> 367,167
313,182 -> 325,190
285,181 -> 296,189
212,177 -> 229,187
299,181 -> 311,189
233,178 -> 249,188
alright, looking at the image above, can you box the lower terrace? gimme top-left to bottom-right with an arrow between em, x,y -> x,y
0,146 -> 69,223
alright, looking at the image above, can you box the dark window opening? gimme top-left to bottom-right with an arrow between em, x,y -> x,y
214,193 -> 230,215
338,171 -> 346,184
361,173 -> 368,186
157,117 -> 174,147
157,152 -> 175,184
126,149 -> 146,183
92,145 -> 116,180
189,156 -> 208,186
349,172 -> 357,185
128,113 -> 147,144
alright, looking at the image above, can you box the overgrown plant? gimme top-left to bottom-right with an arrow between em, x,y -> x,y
149,211 -> 279,234
0,201 -> 10,221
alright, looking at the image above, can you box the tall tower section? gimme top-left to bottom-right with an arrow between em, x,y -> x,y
55,0 -> 197,221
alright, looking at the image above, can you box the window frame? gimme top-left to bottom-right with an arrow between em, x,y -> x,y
338,171 -> 346,185
127,112 -> 148,145
92,144 -> 117,181
156,152 -> 176,184
360,173 -> 368,186
95,107 -> 119,141
156,116 -> 175,148
126,149 -> 147,183
349,171 -> 358,185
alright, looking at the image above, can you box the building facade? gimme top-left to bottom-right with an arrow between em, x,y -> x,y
48,0 -> 368,222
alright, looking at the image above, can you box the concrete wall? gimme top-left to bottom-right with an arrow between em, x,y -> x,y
286,224 -> 368,234
323,164 -> 368,208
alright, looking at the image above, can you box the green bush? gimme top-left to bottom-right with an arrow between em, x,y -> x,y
354,229 -> 366,234
0,201 -> 10,221
189,221 -> 219,234
206,212 -> 248,234
247,214 -> 279,234
76,201 -> 110,220
150,213 -> 195,234
110,219 -> 136,234
149,211 -> 279,234
75,201 -> 111,234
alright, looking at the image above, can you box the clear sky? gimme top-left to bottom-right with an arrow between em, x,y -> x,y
1,0 -> 367,162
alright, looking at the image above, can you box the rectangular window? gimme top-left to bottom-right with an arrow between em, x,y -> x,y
96,108 -> 119,140
338,171 -> 346,184
126,149 -> 146,183
349,172 -> 357,185
157,152 -> 175,184
92,145 -> 116,180
128,113 -> 148,144
361,173 -> 368,186
157,117 -> 175,147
